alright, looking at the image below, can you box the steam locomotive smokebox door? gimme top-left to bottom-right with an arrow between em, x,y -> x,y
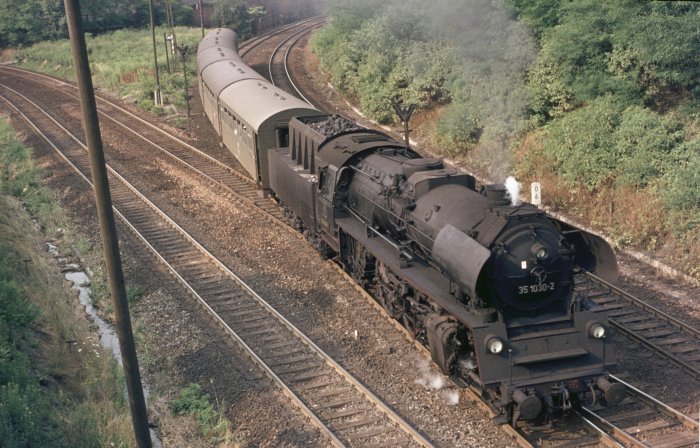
432,224 -> 491,299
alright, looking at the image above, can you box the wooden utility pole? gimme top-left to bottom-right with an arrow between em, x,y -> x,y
148,0 -> 162,106
199,0 -> 205,38
63,1 -> 152,447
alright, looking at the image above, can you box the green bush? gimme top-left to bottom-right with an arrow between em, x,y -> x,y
0,383 -> 47,448
544,96 -> 623,190
170,383 -> 240,445
544,97 -> 686,191
0,249 -> 51,448
614,106 -> 683,187
662,140 -> 700,212
522,1 -> 700,120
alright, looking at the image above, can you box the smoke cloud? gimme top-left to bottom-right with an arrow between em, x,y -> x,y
505,176 -> 521,206
414,359 -> 460,406
424,0 -> 536,179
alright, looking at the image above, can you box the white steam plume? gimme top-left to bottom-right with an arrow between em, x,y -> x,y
505,176 -> 521,206
415,359 -> 446,390
414,359 -> 460,405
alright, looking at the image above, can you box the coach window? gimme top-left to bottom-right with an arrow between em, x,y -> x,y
276,127 -> 289,148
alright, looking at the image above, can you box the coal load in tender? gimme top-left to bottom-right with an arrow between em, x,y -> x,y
309,114 -> 365,136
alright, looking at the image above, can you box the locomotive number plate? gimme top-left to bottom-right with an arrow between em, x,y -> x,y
518,282 -> 555,294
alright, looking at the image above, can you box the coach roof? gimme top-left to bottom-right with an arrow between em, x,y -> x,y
198,28 -> 237,54
200,60 -> 266,98
219,79 -> 318,131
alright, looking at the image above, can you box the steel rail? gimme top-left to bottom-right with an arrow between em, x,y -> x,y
0,67 -> 276,225
577,376 -> 698,448
281,24 -> 322,107
577,406 -> 653,448
239,16 -> 325,57
0,89 -> 343,448
267,20 -> 322,102
0,66 -> 297,246
0,85 -> 435,448
0,65 -> 251,182
574,410 -> 626,448
581,272 -> 700,379
609,375 -> 698,431
609,319 -> 700,379
585,272 -> 700,339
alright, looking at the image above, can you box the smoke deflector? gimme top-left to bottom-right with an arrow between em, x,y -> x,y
432,224 -> 491,298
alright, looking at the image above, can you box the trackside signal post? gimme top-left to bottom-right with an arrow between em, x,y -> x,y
393,100 -> 416,152
63,1 -> 152,446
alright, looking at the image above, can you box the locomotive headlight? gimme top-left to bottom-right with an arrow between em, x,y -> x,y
530,243 -> 549,261
588,322 -> 606,339
486,336 -> 504,354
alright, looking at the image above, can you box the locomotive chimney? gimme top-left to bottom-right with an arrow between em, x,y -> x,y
483,184 -> 509,207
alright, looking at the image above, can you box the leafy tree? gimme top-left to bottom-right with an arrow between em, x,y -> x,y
212,0 -> 265,39
0,0 -> 43,46
506,0 -> 562,37
0,0 -> 190,48
609,2 -> 700,107
524,1 -> 700,121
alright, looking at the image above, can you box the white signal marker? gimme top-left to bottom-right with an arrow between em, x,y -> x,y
531,182 -> 542,207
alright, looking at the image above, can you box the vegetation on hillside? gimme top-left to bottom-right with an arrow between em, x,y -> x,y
312,0 -> 535,167
0,116 -> 136,446
313,0 -> 699,275
15,26 -> 203,117
212,0 -> 266,38
0,0 -> 191,47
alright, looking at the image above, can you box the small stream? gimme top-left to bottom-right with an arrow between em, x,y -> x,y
50,242 -> 162,447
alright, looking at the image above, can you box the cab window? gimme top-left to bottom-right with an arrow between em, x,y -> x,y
276,128 -> 289,148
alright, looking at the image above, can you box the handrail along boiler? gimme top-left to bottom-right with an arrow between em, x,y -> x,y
198,28 -> 624,423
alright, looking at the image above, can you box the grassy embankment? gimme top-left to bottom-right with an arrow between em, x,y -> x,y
0,115 -> 134,446
14,26 -> 203,125
0,115 -> 241,446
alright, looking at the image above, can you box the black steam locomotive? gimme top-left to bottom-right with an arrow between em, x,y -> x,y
198,29 -> 624,424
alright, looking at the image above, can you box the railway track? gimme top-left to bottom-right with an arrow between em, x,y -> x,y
575,272 -> 700,379
0,65 -> 285,219
267,20 -> 322,105
239,16 -> 325,58
578,375 -> 698,448
0,80 -> 434,448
